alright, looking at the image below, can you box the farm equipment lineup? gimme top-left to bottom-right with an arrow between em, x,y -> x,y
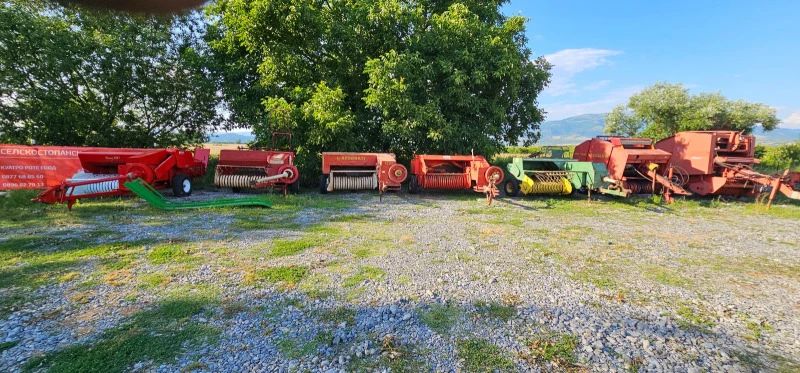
8,130 -> 799,210
33,148 -> 211,210
407,154 -> 504,204
319,152 -> 407,196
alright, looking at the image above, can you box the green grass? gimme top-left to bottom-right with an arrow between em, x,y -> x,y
256,266 -> 309,285
23,296 -> 219,373
676,305 -> 716,332
420,303 -> 461,334
343,266 -> 386,287
138,273 -> 170,289
474,301 -> 516,321
276,331 -> 331,359
270,236 -> 318,257
315,306 -> 356,325
147,244 -> 197,265
524,333 -> 579,365
645,266 -> 693,288
0,340 -> 19,353
457,339 -> 516,372
745,320 -> 774,341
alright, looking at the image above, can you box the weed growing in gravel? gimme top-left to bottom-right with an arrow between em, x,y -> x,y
256,266 -> 309,286
221,301 -> 248,317
474,301 -> 516,321
457,339 -> 516,372
270,237 -> 317,257
520,332 -> 579,367
276,331 -> 331,359
745,320 -> 774,341
315,306 -> 356,325
0,292 -> 29,317
147,244 -> 198,265
137,273 -> 171,289
420,302 -> 461,334
0,340 -> 19,353
676,305 -> 716,333
23,296 -> 219,373
343,266 -> 386,287
645,266 -> 693,288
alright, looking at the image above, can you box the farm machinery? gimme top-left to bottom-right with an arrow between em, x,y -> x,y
407,154 -> 504,204
503,157 -> 627,198
319,152 -> 407,196
573,136 -> 691,202
214,150 -> 299,194
655,131 -> 800,209
34,148 -> 210,210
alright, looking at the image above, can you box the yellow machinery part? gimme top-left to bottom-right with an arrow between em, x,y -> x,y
520,174 -> 572,195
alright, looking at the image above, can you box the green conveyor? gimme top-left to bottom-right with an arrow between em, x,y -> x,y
124,178 -> 271,210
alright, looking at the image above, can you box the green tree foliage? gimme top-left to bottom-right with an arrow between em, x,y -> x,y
604,82 -> 779,140
207,0 -> 550,179
759,142 -> 800,171
0,1 -> 224,147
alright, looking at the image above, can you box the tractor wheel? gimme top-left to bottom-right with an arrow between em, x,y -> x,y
504,179 -> 520,197
172,174 -> 192,197
576,186 -> 589,195
231,187 -> 242,193
408,176 -> 421,194
290,180 -> 300,194
319,174 -> 329,194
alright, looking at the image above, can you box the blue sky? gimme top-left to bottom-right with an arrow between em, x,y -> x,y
502,0 -> 800,128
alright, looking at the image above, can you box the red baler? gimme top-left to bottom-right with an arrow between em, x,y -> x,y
408,154 -> 504,204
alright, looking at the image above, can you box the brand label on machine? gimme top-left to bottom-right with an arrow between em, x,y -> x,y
337,156 -> 366,161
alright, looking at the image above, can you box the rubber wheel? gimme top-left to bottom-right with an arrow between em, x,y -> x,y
408,176 -> 421,194
576,186 -> 589,195
172,174 -> 192,197
231,187 -> 242,193
319,174 -> 329,194
504,179 -> 520,197
290,180 -> 300,194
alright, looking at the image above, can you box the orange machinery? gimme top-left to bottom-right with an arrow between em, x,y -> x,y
319,152 -> 407,196
408,154 -> 504,204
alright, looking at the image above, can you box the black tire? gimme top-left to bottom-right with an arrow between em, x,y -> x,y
575,186 -> 589,195
408,176 -> 421,194
172,174 -> 192,197
319,174 -> 329,194
231,187 -> 242,193
504,179 -> 520,197
289,180 -> 300,194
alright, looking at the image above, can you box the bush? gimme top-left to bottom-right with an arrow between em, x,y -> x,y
758,142 -> 800,172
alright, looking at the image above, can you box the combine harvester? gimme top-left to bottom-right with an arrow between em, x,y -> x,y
573,136 -> 691,202
656,131 -> 800,209
319,152 -> 407,198
407,154 -> 504,204
34,148 -> 270,210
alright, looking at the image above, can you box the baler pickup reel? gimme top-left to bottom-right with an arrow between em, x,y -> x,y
408,154 -> 504,205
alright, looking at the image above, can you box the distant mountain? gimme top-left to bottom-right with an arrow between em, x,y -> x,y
536,114 -> 800,146
208,132 -> 255,144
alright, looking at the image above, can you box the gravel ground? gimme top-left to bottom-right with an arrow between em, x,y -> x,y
1,189 -> 799,372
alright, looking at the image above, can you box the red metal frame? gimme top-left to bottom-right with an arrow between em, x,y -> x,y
655,131 -> 800,208
573,136 -> 690,202
214,150 -> 298,194
34,148 -> 209,209
320,152 -> 407,195
408,154 -> 504,204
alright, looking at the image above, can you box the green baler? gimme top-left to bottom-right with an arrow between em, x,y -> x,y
503,157 -> 626,197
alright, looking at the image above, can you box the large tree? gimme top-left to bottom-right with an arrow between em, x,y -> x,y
604,82 -> 779,140
0,0 -> 224,147
207,0 -> 550,179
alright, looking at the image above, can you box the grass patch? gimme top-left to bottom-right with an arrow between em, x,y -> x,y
457,339 -> 516,372
147,244 -> 197,265
745,320 -> 774,341
316,306 -> 356,325
0,340 -> 19,353
276,331 -> 331,359
645,266 -> 693,288
138,273 -> 171,289
256,266 -> 309,285
270,237 -> 318,257
676,305 -> 716,332
420,302 -> 461,334
23,296 -> 219,373
474,301 -> 516,322
343,266 -> 386,288
521,333 -> 579,367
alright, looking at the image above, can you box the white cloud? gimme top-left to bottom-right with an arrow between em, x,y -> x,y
783,111 -> 800,129
543,48 -> 622,96
584,80 -> 611,91
544,85 -> 642,121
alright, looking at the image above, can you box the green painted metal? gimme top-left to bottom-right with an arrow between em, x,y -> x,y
506,157 -> 614,194
124,178 -> 272,210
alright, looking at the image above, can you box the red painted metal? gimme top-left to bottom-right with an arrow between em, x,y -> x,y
408,154 -> 504,204
320,152 -> 407,195
573,136 -> 690,202
655,131 -> 800,208
214,150 -> 298,194
33,148 -> 209,209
